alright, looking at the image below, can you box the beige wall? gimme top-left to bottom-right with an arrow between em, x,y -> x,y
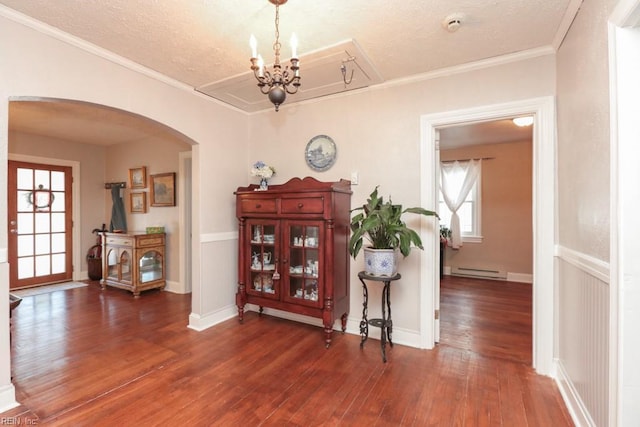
441,140 -> 533,276
105,138 -> 191,286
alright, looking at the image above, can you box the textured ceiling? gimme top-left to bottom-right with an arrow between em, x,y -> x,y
0,0 -> 573,145
0,0 -> 574,88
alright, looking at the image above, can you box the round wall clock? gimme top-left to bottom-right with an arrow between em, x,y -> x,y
305,135 -> 337,172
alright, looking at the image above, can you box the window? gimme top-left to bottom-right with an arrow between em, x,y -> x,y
439,161 -> 482,242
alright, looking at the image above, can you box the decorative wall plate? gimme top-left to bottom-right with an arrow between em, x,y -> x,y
305,135 -> 337,171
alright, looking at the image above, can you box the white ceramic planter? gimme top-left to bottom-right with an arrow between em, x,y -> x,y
363,247 -> 398,276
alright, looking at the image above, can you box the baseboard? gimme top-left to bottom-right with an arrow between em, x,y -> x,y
188,304 -> 237,331
244,307 -> 422,349
506,272 -> 533,283
0,384 -> 18,413
344,316 -> 422,348
555,359 -> 595,426
163,280 -> 188,294
188,303 -> 424,349
443,266 -> 533,284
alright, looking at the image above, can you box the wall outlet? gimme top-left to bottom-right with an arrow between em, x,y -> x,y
350,171 -> 359,185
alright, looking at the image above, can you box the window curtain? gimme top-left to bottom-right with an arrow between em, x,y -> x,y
109,186 -> 127,232
440,159 -> 481,249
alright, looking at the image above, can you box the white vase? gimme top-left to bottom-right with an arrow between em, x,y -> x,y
259,178 -> 268,191
363,247 -> 398,276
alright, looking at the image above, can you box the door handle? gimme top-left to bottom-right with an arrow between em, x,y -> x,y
9,229 -> 17,234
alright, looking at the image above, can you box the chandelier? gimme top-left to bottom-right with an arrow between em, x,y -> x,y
250,0 -> 300,112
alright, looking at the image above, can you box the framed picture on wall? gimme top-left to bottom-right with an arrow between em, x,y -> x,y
129,166 -> 147,189
130,192 -> 147,213
150,172 -> 176,207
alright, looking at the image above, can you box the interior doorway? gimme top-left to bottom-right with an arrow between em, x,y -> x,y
420,96 -> 556,375
435,117 -> 534,363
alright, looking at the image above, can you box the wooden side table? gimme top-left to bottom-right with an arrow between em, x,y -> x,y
358,271 -> 401,362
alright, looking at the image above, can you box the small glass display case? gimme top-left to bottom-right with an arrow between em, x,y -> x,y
101,232 -> 165,297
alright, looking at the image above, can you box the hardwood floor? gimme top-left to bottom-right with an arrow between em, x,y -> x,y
2,277 -> 573,426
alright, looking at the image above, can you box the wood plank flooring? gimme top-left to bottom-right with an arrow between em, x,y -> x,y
2,277 -> 573,426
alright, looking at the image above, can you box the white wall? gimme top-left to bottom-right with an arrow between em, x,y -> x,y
248,54 -> 556,346
0,10 -> 248,410
555,0 -> 617,425
610,1 -> 640,425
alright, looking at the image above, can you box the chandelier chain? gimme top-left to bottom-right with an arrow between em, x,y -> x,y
273,3 -> 281,60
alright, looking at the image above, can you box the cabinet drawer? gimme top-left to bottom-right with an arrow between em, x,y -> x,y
137,235 -> 164,247
281,197 -> 324,214
106,237 -> 133,246
241,198 -> 277,214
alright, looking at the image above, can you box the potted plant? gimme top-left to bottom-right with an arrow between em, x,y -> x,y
348,186 -> 439,276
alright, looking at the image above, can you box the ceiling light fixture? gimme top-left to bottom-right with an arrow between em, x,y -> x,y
250,0 -> 300,112
512,116 -> 534,127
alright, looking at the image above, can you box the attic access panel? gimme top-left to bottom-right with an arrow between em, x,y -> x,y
195,39 -> 383,112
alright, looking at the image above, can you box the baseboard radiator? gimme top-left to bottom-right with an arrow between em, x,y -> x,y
451,266 -> 507,280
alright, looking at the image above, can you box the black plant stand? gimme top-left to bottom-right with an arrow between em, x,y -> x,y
358,271 -> 401,362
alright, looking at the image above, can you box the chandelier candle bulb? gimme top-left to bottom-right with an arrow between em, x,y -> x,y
257,55 -> 264,77
250,34 -> 257,58
290,33 -> 298,58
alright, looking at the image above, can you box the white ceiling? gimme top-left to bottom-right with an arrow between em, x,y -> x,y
1,0 -> 574,146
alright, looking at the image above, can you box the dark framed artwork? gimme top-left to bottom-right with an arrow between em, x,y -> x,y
150,172 -> 176,207
129,166 -> 147,189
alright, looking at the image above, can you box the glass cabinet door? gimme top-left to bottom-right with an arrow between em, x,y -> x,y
139,250 -> 163,283
284,221 -> 323,306
248,221 -> 279,298
106,248 -> 118,280
120,250 -> 132,283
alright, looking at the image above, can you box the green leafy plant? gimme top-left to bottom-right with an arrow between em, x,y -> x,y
440,225 -> 452,244
348,186 -> 439,259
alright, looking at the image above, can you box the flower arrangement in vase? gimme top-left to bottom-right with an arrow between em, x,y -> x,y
250,161 -> 276,190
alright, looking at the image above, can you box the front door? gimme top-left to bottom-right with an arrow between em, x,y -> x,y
8,161 -> 73,289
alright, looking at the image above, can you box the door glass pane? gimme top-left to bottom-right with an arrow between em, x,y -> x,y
35,255 -> 51,276
17,168 -> 33,190
51,213 -> 65,232
51,192 -> 64,212
35,213 -> 51,233
17,213 -> 33,234
121,251 -> 131,281
51,171 -> 65,191
18,235 -> 33,257
51,233 -> 66,253
18,257 -> 34,279
35,234 -> 50,255
52,254 -> 66,274
33,189 -> 53,212
34,169 -> 50,189
17,191 -> 32,212
107,249 -> 118,279
140,250 -> 162,283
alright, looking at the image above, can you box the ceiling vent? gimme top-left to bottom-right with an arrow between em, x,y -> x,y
195,39 -> 383,113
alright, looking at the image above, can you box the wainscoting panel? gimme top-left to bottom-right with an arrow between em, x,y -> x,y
189,233 -> 238,331
556,250 -> 609,427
